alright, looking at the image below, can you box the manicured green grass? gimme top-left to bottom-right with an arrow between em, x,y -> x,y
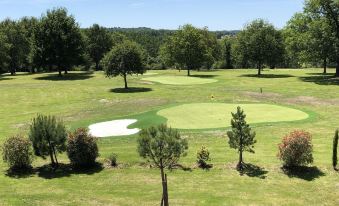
142,75 -> 218,85
0,69 -> 338,205
157,103 -> 309,129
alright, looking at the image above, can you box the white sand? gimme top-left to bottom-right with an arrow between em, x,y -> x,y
89,119 -> 140,137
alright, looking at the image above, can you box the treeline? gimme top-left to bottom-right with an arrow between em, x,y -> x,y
0,0 -> 338,76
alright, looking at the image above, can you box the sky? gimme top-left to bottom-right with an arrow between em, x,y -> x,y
0,0 -> 305,30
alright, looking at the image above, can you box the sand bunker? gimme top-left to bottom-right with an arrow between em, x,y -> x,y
89,119 -> 139,137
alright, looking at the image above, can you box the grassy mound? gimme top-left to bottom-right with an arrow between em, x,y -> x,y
142,75 -> 217,85
157,103 -> 309,129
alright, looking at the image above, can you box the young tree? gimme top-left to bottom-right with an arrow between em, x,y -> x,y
227,107 -> 256,170
137,124 -> 188,206
102,40 -> 146,89
29,114 -> 67,168
85,24 -> 113,70
235,19 -> 284,75
333,129 -> 338,170
33,8 -> 84,75
161,24 -> 216,76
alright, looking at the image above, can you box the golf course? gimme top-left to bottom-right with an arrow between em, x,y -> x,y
0,69 -> 338,205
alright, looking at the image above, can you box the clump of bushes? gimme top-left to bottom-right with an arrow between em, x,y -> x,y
67,128 -> 99,167
196,146 -> 212,169
278,130 -> 313,167
108,153 -> 118,167
2,135 -> 33,170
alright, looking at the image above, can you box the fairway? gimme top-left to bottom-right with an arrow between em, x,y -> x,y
142,75 -> 217,85
158,103 -> 309,129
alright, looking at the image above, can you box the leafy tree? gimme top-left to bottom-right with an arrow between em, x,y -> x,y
161,24 -> 215,76
220,36 -> 235,69
227,107 -> 256,170
137,124 -> 188,206
235,19 -> 284,75
333,129 -> 338,170
0,19 -> 30,75
29,114 -> 67,168
305,0 -> 339,76
85,24 -> 113,70
33,8 -> 83,75
102,40 -> 146,89
0,31 -> 10,73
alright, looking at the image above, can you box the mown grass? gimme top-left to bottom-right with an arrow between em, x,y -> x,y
0,69 -> 338,205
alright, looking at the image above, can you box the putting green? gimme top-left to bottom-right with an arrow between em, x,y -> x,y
157,103 -> 309,129
142,75 -> 217,85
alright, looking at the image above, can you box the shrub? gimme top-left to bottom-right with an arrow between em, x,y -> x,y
278,130 -> 313,167
196,146 -> 211,169
67,128 -> 99,167
108,153 -> 118,167
2,135 -> 33,170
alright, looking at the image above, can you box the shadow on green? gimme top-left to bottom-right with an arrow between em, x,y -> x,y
110,87 -> 152,93
281,166 -> 325,181
35,72 -> 94,81
240,74 -> 294,78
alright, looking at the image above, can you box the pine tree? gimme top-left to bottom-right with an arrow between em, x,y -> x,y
333,129 -> 338,170
227,106 -> 256,170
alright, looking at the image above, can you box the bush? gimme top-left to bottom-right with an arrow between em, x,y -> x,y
2,135 -> 33,170
196,146 -> 211,169
67,128 -> 99,167
278,130 -> 313,167
108,153 -> 118,167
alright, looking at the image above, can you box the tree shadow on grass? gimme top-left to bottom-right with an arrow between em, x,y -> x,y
282,166 -> 325,181
0,76 -> 14,81
299,74 -> 339,86
190,74 -> 218,78
238,163 -> 268,179
5,163 -> 104,179
110,87 -> 152,93
240,74 -> 294,78
34,72 -> 94,81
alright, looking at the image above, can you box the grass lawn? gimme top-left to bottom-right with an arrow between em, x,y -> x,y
142,75 -> 218,85
0,69 -> 338,205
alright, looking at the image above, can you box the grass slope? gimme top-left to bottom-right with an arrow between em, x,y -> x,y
0,69 -> 338,205
157,103 -> 309,129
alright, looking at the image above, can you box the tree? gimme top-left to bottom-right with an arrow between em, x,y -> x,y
102,40 -> 146,89
305,0 -> 339,76
235,19 -> 284,75
137,124 -> 188,206
0,31 -> 10,73
333,129 -> 338,170
0,19 -> 30,75
161,24 -> 215,76
29,114 -> 67,168
220,36 -> 235,69
33,8 -> 83,76
227,107 -> 256,170
85,24 -> 113,70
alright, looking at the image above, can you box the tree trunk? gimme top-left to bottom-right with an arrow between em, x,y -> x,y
52,145 -> 59,167
187,68 -> 190,76
123,74 -> 128,89
64,68 -> 68,74
323,58 -> 327,74
58,69 -> 62,76
237,135 -> 244,170
48,142 -> 56,167
257,64 -> 261,76
336,55 -> 339,77
95,61 -> 99,71
160,161 -> 169,206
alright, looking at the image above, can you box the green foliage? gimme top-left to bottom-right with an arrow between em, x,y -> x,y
108,153 -> 118,167
2,135 -> 33,170
333,129 -> 338,169
219,36 -> 235,69
137,124 -> 188,169
29,114 -> 67,167
278,130 -> 313,167
33,8 -> 84,75
85,24 -> 113,70
227,106 -> 256,169
102,39 -> 146,88
67,128 -> 99,167
196,145 -> 211,169
0,31 -> 10,72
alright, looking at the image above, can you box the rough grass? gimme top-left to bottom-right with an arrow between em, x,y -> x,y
142,75 -> 218,85
0,69 -> 338,206
157,103 -> 309,129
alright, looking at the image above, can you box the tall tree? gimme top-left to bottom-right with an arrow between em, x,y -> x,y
161,24 -> 215,76
85,24 -> 113,70
137,124 -> 188,206
0,31 -> 10,73
101,40 -> 146,89
305,0 -> 339,76
227,107 -> 256,170
33,8 -> 83,75
235,19 -> 284,75
220,36 -> 235,69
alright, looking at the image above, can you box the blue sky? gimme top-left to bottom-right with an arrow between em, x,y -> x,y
0,0 -> 304,30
